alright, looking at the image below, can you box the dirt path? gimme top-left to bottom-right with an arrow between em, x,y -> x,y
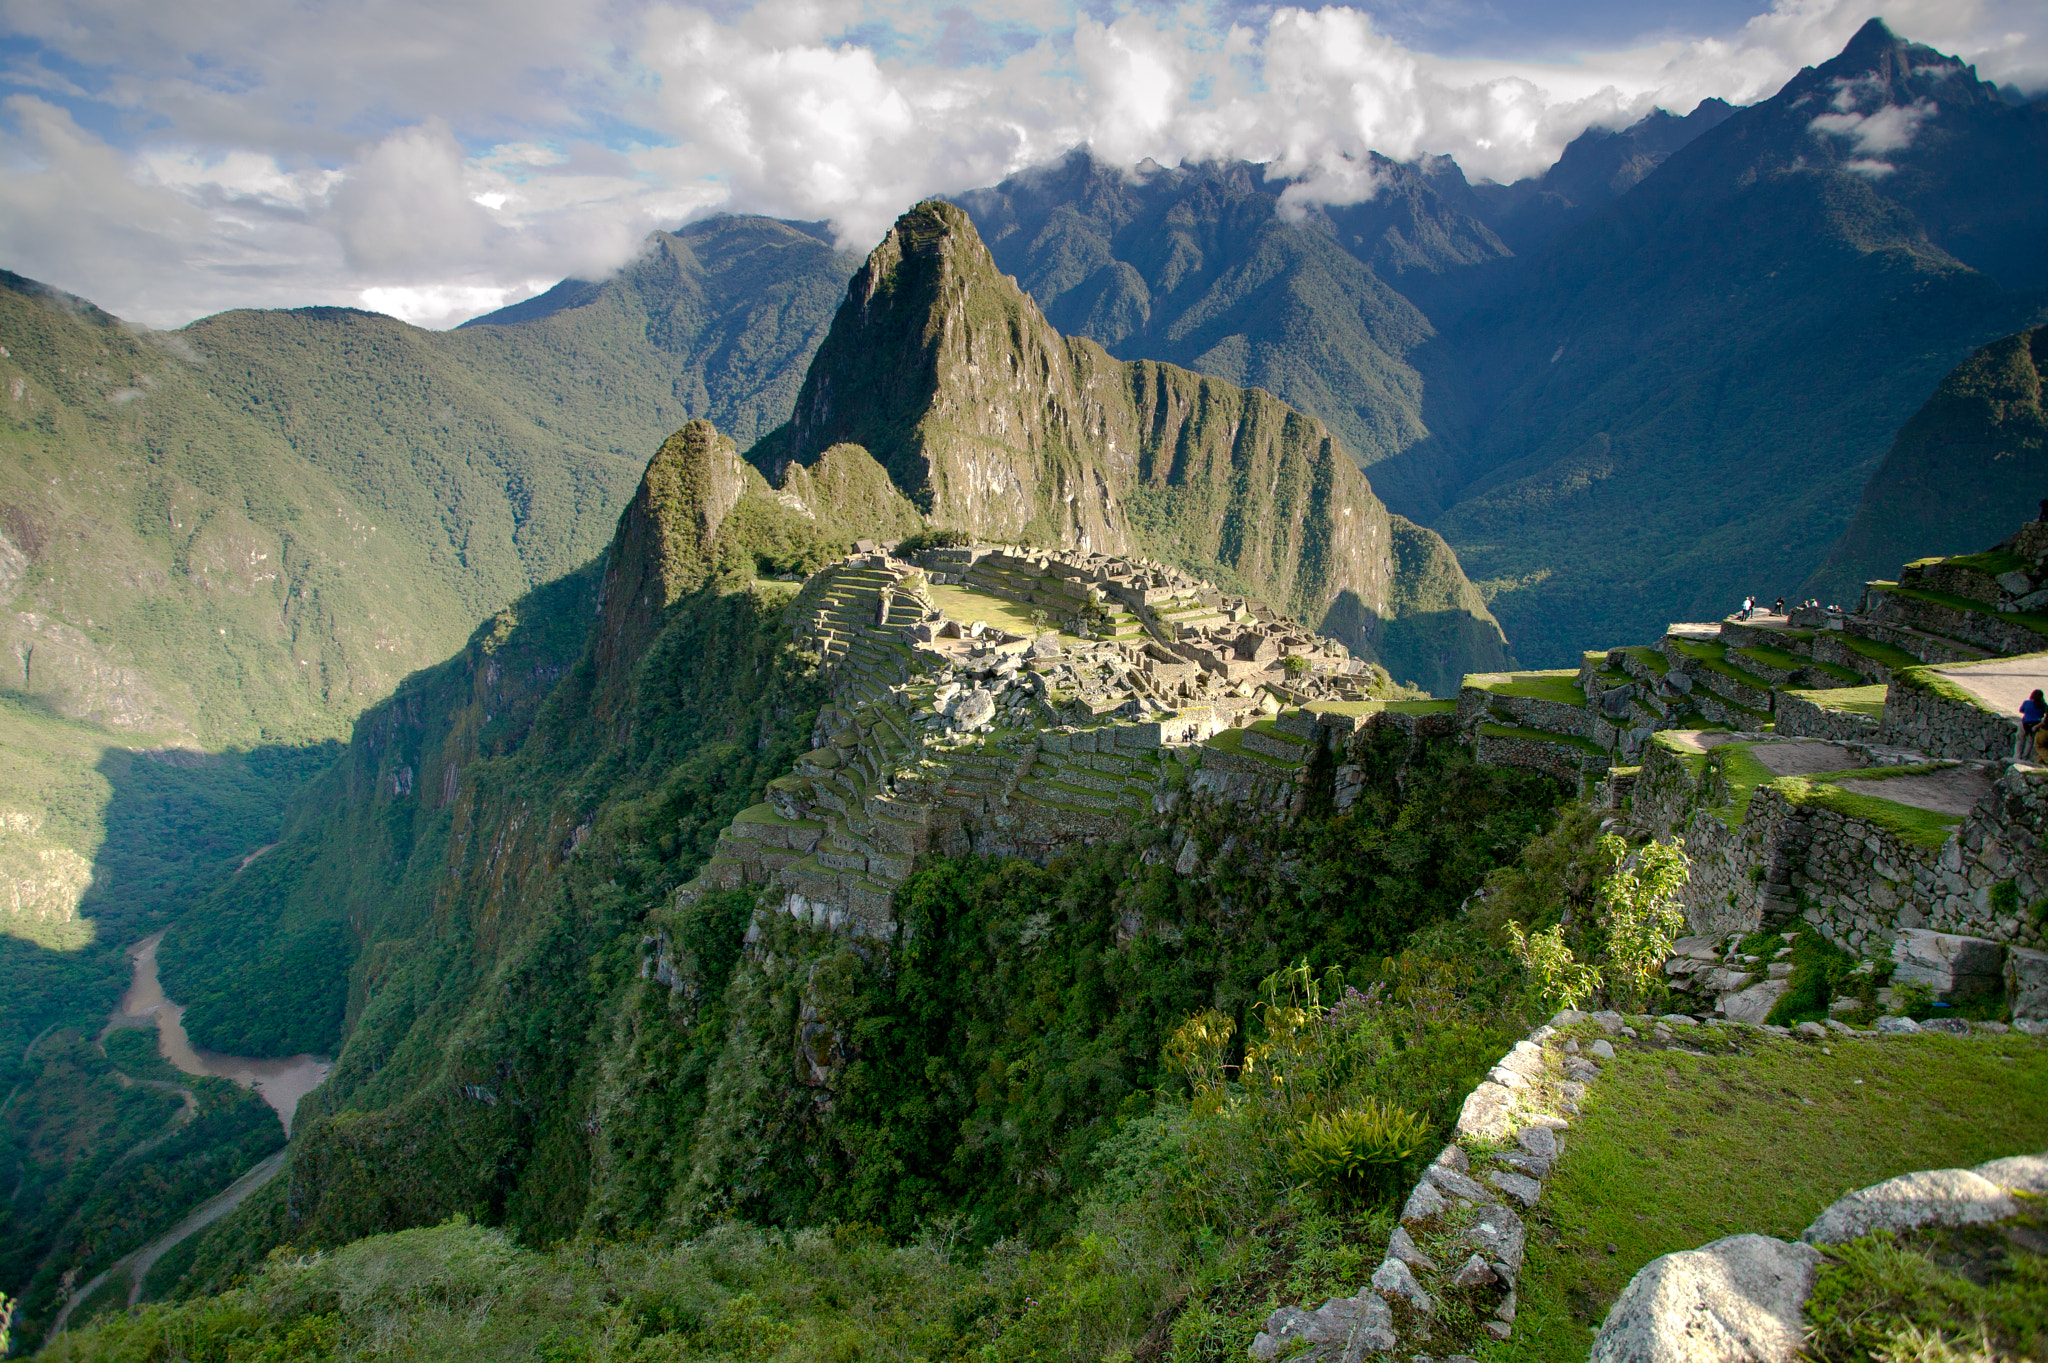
1930,657 -> 2048,725
1749,740 -> 1860,776
1836,766 -> 1994,817
48,1148 -> 290,1335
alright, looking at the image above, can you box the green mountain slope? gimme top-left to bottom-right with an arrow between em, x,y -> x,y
755,200 -> 1510,691
0,218 -> 862,1335
1369,20 -> 2048,664
1806,325 -> 2048,600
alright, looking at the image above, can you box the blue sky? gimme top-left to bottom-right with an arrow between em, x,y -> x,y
1,0 -> 2041,328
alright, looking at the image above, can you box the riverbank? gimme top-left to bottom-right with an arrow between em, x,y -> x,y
100,931 -> 330,1135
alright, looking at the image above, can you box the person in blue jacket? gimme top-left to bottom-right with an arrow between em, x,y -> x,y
2023,689 -> 2046,757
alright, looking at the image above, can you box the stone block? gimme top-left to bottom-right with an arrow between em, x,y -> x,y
1892,929 -> 2004,1002
2007,946 -> 2048,1021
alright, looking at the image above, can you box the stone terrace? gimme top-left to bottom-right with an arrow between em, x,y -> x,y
674,543 -> 1417,943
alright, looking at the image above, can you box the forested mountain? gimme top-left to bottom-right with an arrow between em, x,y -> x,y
1361,20 -> 2048,659
951,23 -> 2046,663
1808,324 -> 2048,597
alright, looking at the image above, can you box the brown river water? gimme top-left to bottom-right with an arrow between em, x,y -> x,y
102,930 -> 331,1135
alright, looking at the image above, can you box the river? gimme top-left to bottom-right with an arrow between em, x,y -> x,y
101,930 -> 332,1136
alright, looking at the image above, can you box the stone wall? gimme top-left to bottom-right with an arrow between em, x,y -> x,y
1879,672 -> 2019,762
1473,730 -> 1589,786
1631,741 -> 2048,959
1774,692 -> 1882,743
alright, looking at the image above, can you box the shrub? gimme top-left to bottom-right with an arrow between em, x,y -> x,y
1594,834 -> 1690,1009
1287,1102 -> 1431,1198
894,528 -> 973,557
1506,921 -> 1603,1010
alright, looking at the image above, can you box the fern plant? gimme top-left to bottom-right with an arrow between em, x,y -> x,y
1287,1100 -> 1432,1197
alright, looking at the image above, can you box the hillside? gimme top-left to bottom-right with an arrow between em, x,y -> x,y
1370,20 -> 2048,663
1807,324 -> 2048,600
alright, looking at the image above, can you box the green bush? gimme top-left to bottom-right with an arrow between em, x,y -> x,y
1287,1102 -> 1432,1197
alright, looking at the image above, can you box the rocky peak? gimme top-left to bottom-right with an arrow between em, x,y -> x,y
591,418 -> 760,718
775,199 -> 1133,553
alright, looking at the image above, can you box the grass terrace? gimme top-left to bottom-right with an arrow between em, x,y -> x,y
1870,582 -> 2048,639
1837,632 -> 1923,673
923,583 -> 1074,642
1203,722 -> 1308,768
1774,773 -> 1965,849
1666,638 -> 1776,695
1706,742 -> 1778,828
1466,670 -> 1589,707
1785,683 -> 1887,718
1301,699 -> 1458,718
1615,646 -> 1670,676
1929,548 -> 2028,578
1511,1031 -> 2048,1363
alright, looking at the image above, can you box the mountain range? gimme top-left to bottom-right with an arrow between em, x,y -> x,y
4,19 -> 2048,1342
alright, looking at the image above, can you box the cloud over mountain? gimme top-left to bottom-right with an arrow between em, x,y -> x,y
2,0 -> 2043,328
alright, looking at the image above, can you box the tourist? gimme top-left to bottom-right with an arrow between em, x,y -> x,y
2024,690 -> 2046,757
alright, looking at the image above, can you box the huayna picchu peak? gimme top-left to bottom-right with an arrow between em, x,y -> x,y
747,201 -> 1512,697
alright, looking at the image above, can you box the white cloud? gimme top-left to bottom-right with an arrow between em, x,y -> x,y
1,0 -> 2044,329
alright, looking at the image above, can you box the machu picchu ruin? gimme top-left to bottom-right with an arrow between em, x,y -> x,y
675,510 -> 2048,1034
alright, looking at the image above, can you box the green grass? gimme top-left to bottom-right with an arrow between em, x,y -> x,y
1648,729 -> 1710,779
1709,742 -> 1779,828
1872,582 -> 2048,639
1891,649 -> 2048,718
1934,549 -> 2028,578
1732,644 -> 1807,673
1509,1033 -> 2048,1363
1890,663 -> 2008,717
1666,639 -> 1776,696
1469,672 -> 1588,707
1775,776 -> 1966,849
1203,725 -> 1306,768
1302,699 -> 1457,717
923,583 -> 1064,639
1784,684 -> 1887,718
1615,647 -> 1670,676
1838,633 -> 1923,672
1476,723 -> 1607,758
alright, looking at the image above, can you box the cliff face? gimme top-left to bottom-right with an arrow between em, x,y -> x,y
1807,326 -> 2048,601
766,202 -> 1510,686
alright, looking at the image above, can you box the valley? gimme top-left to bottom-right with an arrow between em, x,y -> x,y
0,16 -> 2044,1361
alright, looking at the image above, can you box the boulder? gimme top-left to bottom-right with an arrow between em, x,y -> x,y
1450,1254 -> 1499,1289
1718,979 -> 1789,1024
948,689 -> 996,728
2007,947 -> 2048,1021
1874,1014 -> 1922,1034
1490,1170 -> 1542,1206
1465,1206 -> 1527,1275
1974,1152 -> 2048,1195
1248,1293 -> 1395,1363
1388,1226 -> 1437,1272
1427,1164 -> 1491,1202
1371,1257 -> 1434,1313
1401,1179 -> 1447,1225
1589,1234 -> 1820,1363
1801,1168 -> 2020,1244
1891,930 -> 2004,1002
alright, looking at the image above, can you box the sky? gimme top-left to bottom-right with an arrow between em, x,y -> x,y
1,0 -> 2043,330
